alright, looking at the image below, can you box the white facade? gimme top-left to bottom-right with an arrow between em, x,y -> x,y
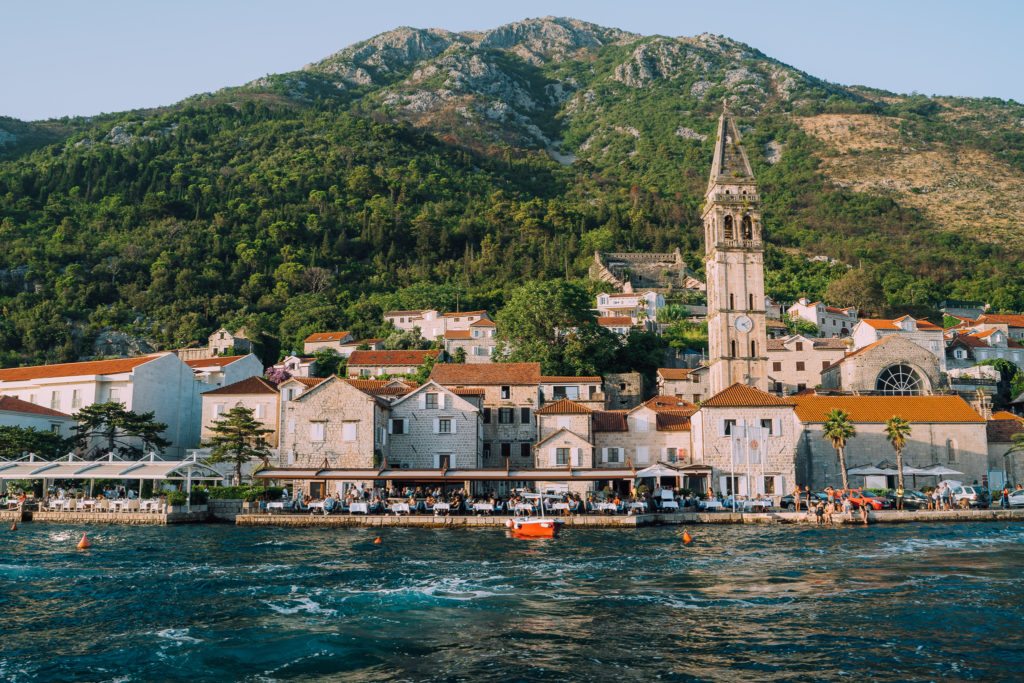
786,298 -> 859,337
595,291 -> 664,323
852,317 -> 947,373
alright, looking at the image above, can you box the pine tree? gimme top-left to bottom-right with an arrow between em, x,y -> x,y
204,406 -> 272,485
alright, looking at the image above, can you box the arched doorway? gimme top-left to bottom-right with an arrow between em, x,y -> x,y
875,365 -> 924,395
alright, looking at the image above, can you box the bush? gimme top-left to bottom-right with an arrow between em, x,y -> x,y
196,485 -> 283,502
166,491 -> 187,506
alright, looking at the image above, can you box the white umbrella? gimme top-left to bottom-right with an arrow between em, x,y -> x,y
847,465 -> 894,476
920,465 -> 963,476
635,464 -> 680,479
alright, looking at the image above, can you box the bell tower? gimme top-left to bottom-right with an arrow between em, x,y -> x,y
703,106 -> 768,394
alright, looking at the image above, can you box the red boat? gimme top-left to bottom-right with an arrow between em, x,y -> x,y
506,493 -> 564,539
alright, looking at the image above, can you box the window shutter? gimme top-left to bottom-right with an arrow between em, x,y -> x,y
772,418 -> 782,436
432,418 -> 439,434
433,454 -> 440,469
718,419 -> 726,437
637,446 -> 649,464
601,447 -> 608,463
450,418 -> 457,434
549,447 -> 556,466
287,419 -> 295,434
418,394 -> 426,410
572,448 -> 581,467
388,419 -> 394,435
438,392 -> 446,409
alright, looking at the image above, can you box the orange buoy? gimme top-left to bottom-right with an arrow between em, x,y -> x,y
373,536 -> 382,544
76,533 -> 91,549
682,531 -> 693,544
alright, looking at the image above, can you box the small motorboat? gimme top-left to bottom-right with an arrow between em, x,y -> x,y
506,493 -> 564,539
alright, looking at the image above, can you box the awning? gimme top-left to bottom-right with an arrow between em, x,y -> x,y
847,466 -> 896,476
0,453 -> 224,481
635,463 -> 699,478
253,466 -> 640,482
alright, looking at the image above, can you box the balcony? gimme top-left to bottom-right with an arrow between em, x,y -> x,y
714,239 -> 762,250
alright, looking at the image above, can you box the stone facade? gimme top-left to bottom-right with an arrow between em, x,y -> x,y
852,317 -> 946,373
703,112 -> 769,393
387,382 -> 482,469
786,298 -> 859,337
540,376 -> 605,410
602,372 -> 644,410
821,335 -> 940,395
766,335 -> 848,396
657,367 -> 709,404
595,405 -> 692,467
200,377 -> 281,449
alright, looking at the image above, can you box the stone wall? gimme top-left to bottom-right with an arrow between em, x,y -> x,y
283,378 -> 381,468
603,372 -> 644,409
480,384 -> 538,468
388,388 -> 481,468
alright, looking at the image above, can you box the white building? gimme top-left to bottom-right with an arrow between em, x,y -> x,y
184,354 -> 264,388
302,331 -> 354,355
786,298 -> 859,337
0,354 -> 202,457
595,291 -> 664,324
0,395 -> 76,438
852,316 -> 947,373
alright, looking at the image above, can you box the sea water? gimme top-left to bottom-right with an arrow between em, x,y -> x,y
2,523 -> 1023,681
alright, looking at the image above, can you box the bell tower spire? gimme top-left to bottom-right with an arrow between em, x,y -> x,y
703,107 -> 769,394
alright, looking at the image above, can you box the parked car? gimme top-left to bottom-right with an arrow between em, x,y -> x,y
952,485 -> 989,509
842,489 -> 891,510
778,491 -> 828,511
885,489 -> 930,510
1008,488 -> 1024,508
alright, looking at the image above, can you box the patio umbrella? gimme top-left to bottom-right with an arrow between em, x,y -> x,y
635,464 -> 681,479
847,466 -> 893,476
920,465 -> 963,476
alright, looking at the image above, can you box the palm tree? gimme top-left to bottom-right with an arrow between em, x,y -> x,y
884,416 -> 913,490
822,409 -> 856,489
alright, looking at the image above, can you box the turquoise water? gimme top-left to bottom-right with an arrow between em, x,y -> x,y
2,522 -> 1023,681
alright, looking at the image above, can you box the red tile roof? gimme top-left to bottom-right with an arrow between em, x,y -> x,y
536,398 -> 592,415
0,355 -> 161,382
824,305 -> 855,314
643,395 -> 698,412
303,331 -> 351,343
991,411 -> 1022,421
201,376 -> 278,396
658,368 -> 695,380
592,411 -> 628,432
431,362 -> 541,386
384,310 -> 425,316
702,384 -> 796,408
293,377 -> 326,388
347,350 -> 441,366
862,317 -> 941,331
450,387 -> 485,396
541,376 -> 601,383
345,379 -> 418,395
824,336 -> 892,370
793,395 -> 985,423
184,355 -> 248,368
0,395 -> 72,418
444,330 -> 472,340
978,314 -> 1024,328
470,319 -> 496,327
766,319 -> 789,328
597,316 -> 634,326
656,412 -> 692,431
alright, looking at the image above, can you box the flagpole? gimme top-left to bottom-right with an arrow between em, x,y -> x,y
730,426 -> 736,512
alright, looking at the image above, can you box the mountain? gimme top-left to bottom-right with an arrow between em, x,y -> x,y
1,17 -> 1023,367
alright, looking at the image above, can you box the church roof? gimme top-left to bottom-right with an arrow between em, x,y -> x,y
793,395 -> 985,424
708,111 -> 755,188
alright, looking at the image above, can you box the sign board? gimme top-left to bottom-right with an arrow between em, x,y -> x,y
988,470 -> 1005,492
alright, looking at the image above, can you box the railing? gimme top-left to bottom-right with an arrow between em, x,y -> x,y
712,193 -> 759,203
714,239 -> 762,250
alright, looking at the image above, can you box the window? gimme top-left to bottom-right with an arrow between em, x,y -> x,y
520,407 -> 531,424
438,418 -> 452,434
796,361 -> 805,371
947,439 -> 957,463
311,423 -> 325,442
730,340 -> 737,357
722,419 -> 736,436
795,342 -> 804,351
214,404 -> 224,416
556,448 -> 570,465
666,447 -> 678,463
390,419 -> 406,435
425,392 -> 439,409
773,382 -> 783,393
822,360 -> 831,370
483,443 -> 491,458
499,408 -> 514,424
436,454 -> 451,469
724,215 -> 734,239
287,419 -> 295,434
742,215 -> 753,240
49,423 -> 60,433
763,476 -> 776,495
750,341 -> 757,357
341,423 -> 357,442
729,293 -> 735,309
501,442 -> 511,459
521,443 -> 531,459
760,418 -> 780,436
254,404 -> 265,418
500,386 -> 511,399
606,447 -> 621,463
797,383 -> 807,392
50,391 -> 60,410
483,408 -> 491,424
772,362 -> 782,372
71,390 -> 82,409
876,365 -> 923,396
552,385 -> 579,400
748,293 -> 754,310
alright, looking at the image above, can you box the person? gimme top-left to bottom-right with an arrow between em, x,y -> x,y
932,487 -> 941,511
895,485 -> 905,512
842,496 -> 853,521
1002,486 -> 1010,509
860,501 -> 869,525
814,501 -> 825,526
793,486 -> 802,513
943,484 -> 954,511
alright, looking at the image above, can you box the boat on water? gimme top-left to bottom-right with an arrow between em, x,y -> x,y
506,493 -> 564,539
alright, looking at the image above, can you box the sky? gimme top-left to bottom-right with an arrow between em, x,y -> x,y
2,0 -> 1021,121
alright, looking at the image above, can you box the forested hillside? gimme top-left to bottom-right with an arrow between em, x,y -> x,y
1,17 -> 1022,368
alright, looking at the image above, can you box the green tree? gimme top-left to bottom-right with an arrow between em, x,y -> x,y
783,313 -> 820,337
313,349 -> 345,378
452,347 -> 467,364
203,406 -> 272,485
884,415 -> 912,490
0,425 -> 72,458
494,280 -> 617,376
822,408 -> 856,489
825,268 -> 887,317
72,402 -> 171,459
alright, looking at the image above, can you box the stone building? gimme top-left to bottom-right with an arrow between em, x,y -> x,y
820,335 -> 941,396
603,371 -> 644,410
690,384 -> 798,498
786,298 -> 859,337
792,395 -> 988,490
851,316 -> 946,373
302,331 -> 354,356
657,367 -> 709,404
200,376 -> 281,449
346,349 -> 442,378
430,363 -> 542,471
540,375 -> 605,410
590,248 -> 704,294
444,318 -> 498,363
987,415 -> 1024,487
386,380 -> 482,470
766,335 -> 848,396
702,110 -> 769,393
